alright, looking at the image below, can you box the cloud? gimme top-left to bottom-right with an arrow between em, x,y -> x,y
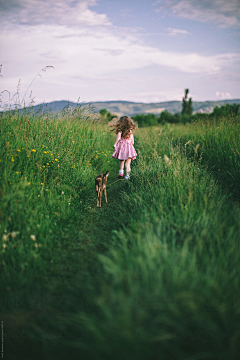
156,0 -> 240,28
216,91 -> 232,99
167,27 -> 191,36
0,0 -> 111,27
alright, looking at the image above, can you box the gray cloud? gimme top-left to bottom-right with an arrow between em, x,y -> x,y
0,0 -> 111,27
156,0 -> 240,27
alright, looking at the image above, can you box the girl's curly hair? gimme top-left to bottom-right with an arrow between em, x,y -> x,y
108,116 -> 138,139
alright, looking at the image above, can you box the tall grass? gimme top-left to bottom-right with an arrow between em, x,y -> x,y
174,115 -> 240,200
0,110 -> 240,360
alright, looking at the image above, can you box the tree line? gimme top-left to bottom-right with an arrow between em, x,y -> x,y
99,89 -> 240,127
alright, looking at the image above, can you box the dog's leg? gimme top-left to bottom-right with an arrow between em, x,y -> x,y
96,184 -> 99,207
99,190 -> 102,208
104,188 -> 107,203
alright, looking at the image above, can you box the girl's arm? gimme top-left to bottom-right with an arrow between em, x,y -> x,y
114,132 -> 121,148
131,133 -> 134,145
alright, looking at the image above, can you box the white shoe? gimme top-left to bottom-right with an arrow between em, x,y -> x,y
125,175 -> 130,180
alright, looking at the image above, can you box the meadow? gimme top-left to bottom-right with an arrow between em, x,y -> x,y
0,107 -> 240,360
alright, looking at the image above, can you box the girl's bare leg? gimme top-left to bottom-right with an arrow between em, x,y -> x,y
125,158 -> 131,176
119,160 -> 125,170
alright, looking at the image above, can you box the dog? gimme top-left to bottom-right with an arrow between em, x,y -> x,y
95,170 -> 109,208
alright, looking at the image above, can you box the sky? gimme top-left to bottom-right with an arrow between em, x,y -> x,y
0,0 -> 240,106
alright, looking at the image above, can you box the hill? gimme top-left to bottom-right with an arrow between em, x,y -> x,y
5,99 -> 240,116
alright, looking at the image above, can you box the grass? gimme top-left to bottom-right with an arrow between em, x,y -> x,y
171,115 -> 240,200
0,109 -> 240,360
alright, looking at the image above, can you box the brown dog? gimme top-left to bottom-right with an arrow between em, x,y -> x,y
95,170 -> 109,208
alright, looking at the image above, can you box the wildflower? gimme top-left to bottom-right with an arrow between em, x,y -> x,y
42,145 -> 44,147
28,182 -> 31,185
43,151 -> 47,154
30,235 -> 36,241
51,154 -> 53,156
17,149 -> 21,152
47,163 -> 49,165
11,157 -> 14,162
2,244 -> 7,249
55,159 -> 58,161
16,171 -> 19,174
43,166 -> 45,168
32,149 -> 36,152
11,232 -> 18,238
2,234 -> 8,241
34,243 -> 38,248
61,191 -> 64,194
41,183 -> 44,185
164,155 -> 172,165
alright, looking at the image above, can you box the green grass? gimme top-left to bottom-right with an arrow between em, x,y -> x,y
172,115 -> 240,200
0,109 -> 240,360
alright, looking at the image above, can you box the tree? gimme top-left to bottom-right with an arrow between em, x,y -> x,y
181,89 -> 193,116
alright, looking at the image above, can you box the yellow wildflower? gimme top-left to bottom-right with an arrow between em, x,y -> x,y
11,157 -> 14,162
16,171 -> 19,174
43,151 -> 47,154
28,182 -> 31,185
41,183 -> 44,185
47,163 -> 49,165
27,155 -> 30,157
32,149 -> 36,152
55,159 -> 58,161
17,149 -> 21,152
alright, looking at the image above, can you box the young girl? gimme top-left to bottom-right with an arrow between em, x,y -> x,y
110,116 -> 138,180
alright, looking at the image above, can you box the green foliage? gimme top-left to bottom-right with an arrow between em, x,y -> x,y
132,113 -> 159,127
1,109 -> 240,359
99,108 -> 118,122
99,108 -> 107,116
174,114 -> 240,200
181,88 -> 193,116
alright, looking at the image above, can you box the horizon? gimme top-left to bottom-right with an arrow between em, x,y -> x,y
24,97 -> 240,107
1,0 -> 240,107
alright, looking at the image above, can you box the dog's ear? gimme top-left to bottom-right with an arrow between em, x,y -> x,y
105,170 -> 109,178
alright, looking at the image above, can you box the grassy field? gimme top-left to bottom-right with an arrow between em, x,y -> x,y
0,108 -> 240,360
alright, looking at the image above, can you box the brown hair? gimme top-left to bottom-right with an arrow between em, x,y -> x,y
108,116 -> 138,139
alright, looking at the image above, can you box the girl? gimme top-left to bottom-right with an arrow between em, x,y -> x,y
110,116 -> 138,180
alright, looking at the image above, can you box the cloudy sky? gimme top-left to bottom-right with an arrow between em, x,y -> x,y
0,0 -> 240,106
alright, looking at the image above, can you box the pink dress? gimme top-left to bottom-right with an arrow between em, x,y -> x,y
112,131 -> 137,160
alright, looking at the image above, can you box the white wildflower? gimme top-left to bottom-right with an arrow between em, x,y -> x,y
164,154 -> 172,165
2,234 -> 8,241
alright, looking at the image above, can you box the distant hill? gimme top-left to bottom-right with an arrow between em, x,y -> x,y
9,99 -> 240,116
